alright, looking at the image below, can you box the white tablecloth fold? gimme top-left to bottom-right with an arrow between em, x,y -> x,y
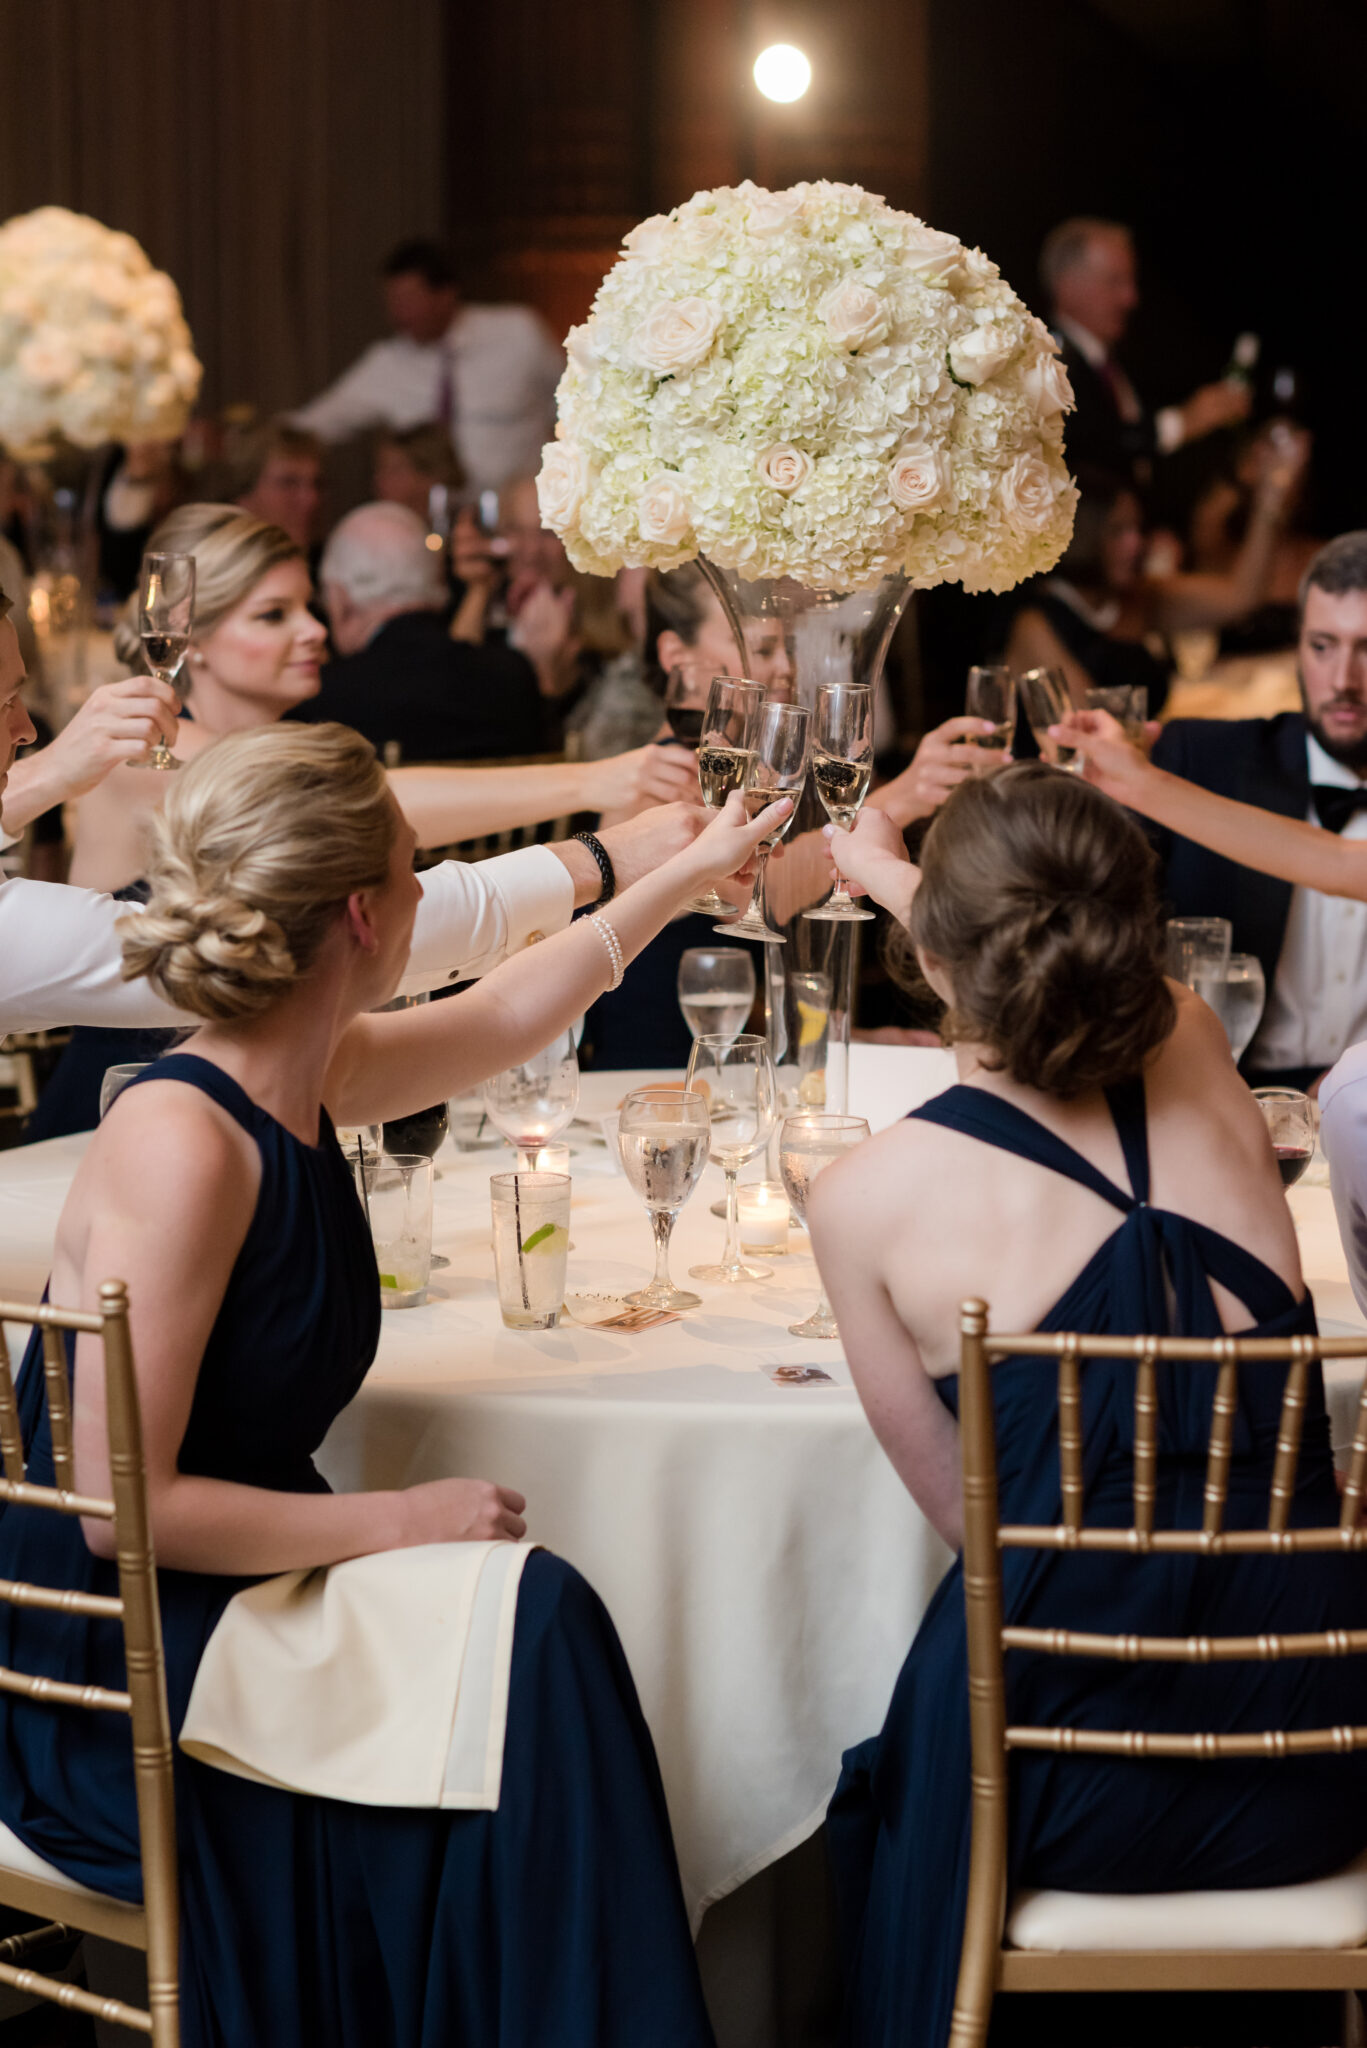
180,1539 -> 534,1809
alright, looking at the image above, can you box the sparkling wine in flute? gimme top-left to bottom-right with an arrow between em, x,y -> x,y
811,751 -> 872,831
678,990 -> 753,1041
140,630 -> 190,679
967,721 -> 1012,750
619,1126 -> 710,1210
133,549 -> 195,771
1031,727 -> 1080,770
742,784 -> 798,843
697,742 -> 751,809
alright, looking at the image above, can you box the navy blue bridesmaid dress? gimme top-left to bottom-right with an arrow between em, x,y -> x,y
0,1054 -> 715,2047
828,1078 -> 1367,2048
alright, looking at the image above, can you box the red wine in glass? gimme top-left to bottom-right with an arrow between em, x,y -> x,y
664,704 -> 704,747
1275,1144 -> 1313,1187
383,1102 -> 449,1159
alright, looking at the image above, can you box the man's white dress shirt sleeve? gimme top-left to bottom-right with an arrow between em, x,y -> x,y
292,340 -> 432,444
0,848 -> 574,1037
1319,1044 -> 1367,1319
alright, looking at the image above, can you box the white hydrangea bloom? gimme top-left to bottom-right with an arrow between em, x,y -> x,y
537,180 -> 1075,592
0,205 -> 202,454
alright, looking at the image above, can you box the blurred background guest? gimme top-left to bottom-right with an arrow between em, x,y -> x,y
307,501 -> 544,761
96,440 -> 190,602
223,416 -> 325,557
372,420 -> 465,523
293,239 -> 562,492
1041,216 -> 1252,487
1005,438 -> 1308,714
1188,421 -> 1325,660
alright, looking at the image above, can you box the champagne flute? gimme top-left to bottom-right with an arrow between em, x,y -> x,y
1018,667 -> 1082,771
617,1087 -> 711,1310
778,1112 -> 870,1337
806,682 -> 875,923
715,700 -> 809,944
482,1030 -> 579,1172
1252,1087 -> 1315,1188
133,551 -> 194,770
691,674 -> 762,915
677,947 -> 756,1048
965,664 -> 1015,766
686,1033 -> 778,1283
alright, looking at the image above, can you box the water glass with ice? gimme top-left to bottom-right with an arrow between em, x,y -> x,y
491,1171 -> 571,1330
369,1154 -> 433,1308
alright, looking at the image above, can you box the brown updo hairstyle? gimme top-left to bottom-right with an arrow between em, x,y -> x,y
898,761 -> 1175,1097
120,722 -> 396,1021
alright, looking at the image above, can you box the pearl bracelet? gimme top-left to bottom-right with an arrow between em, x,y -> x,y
589,911 -> 625,991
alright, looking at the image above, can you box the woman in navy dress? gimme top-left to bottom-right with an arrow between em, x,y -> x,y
0,720 -> 791,2046
809,764 -> 1367,2047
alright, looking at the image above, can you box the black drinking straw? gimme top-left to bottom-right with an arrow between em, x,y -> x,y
513,1173 -> 531,1312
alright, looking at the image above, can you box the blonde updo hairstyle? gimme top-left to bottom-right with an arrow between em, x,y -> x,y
113,503 -> 303,671
120,722 -> 396,1021
899,761 -> 1176,1098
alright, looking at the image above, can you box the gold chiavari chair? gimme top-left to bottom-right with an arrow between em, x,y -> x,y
952,1298 -> 1367,2048
0,1283 -> 179,2044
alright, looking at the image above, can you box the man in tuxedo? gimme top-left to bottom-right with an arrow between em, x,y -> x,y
1040,217 -> 1250,486
309,502 -> 546,763
1150,530 -> 1367,1092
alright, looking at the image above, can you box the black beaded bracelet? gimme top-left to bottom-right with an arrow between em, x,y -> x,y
572,829 -> 616,905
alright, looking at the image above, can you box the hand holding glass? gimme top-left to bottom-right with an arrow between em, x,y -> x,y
616,1088 -> 710,1310
779,1113 -> 870,1337
717,700 -> 808,944
134,551 -> 194,771
1019,668 -> 1082,772
965,665 -> 1015,767
806,683 -> 875,923
691,675 -> 761,915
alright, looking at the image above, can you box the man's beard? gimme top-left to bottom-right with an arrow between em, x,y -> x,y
1301,670 -> 1367,773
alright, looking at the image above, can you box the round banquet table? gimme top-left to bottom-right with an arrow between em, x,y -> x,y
2,1045 -> 1366,1979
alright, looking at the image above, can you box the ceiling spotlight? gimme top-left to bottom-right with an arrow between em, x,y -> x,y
753,43 -> 811,103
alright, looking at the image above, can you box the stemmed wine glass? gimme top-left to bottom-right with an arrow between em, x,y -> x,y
1252,1087 -> 1315,1189
690,675 -> 762,916
806,682 -> 875,923
617,1087 -> 711,1310
686,1033 -> 778,1283
663,667 -> 706,748
1018,667 -> 1082,772
965,664 -> 1015,767
133,551 -> 194,770
715,700 -> 809,944
1209,954 -> 1266,1063
778,1112 -> 870,1337
677,947 -> 756,1050
482,1030 -> 579,1172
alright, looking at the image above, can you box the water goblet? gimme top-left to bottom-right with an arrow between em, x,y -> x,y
1165,917 -> 1233,996
132,551 -> 194,770
690,675 -> 762,915
483,1030 -> 579,1173
677,947 -> 756,1050
616,1087 -> 711,1311
805,682 -> 875,923
686,1033 -> 778,1283
1252,1087 -> 1315,1188
1208,954 -> 1266,1063
715,700 -> 809,944
778,1112 -> 870,1337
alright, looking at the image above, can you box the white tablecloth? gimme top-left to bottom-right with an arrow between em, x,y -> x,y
3,1046 -> 1365,1929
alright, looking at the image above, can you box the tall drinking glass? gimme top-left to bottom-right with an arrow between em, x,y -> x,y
690,675 -> 762,915
483,1030 -> 579,1171
1165,917 -> 1233,998
686,1033 -> 778,1283
778,1112 -> 870,1337
1018,667 -> 1082,772
1209,954 -> 1266,1062
806,682 -> 875,923
677,947 -> 756,1048
965,665 -> 1016,766
133,551 -> 194,770
616,1087 -> 710,1310
716,700 -> 809,944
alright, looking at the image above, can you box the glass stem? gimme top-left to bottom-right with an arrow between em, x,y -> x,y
721,1167 -> 742,1271
744,846 -> 771,925
651,1209 -> 677,1291
813,1289 -> 832,1322
829,832 -> 853,907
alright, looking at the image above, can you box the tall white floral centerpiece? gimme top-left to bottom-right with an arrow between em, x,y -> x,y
536,179 -> 1076,1093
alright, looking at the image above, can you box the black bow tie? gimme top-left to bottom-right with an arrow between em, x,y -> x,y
1313,784 -> 1367,833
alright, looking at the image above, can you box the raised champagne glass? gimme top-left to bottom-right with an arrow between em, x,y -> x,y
964,664 -> 1015,767
1018,667 -> 1082,771
778,1111 -> 870,1336
806,681 -> 875,923
715,699 -> 809,944
132,551 -> 194,770
690,674 -> 762,916
686,1032 -> 778,1283
617,1086 -> 711,1310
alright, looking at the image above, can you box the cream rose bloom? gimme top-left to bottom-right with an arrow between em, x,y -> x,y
1000,451 -> 1063,533
536,441 -> 592,530
747,189 -> 803,237
16,330 -> 82,389
623,215 -> 674,263
756,443 -> 813,493
632,297 -> 722,376
948,322 -> 1018,387
901,224 -> 963,284
889,442 -> 950,513
1022,352 -> 1074,419
823,282 -> 888,352
565,323 -> 597,373
637,474 -> 692,546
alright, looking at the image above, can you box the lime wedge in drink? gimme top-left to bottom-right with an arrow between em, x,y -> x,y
521,1221 -> 569,1256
